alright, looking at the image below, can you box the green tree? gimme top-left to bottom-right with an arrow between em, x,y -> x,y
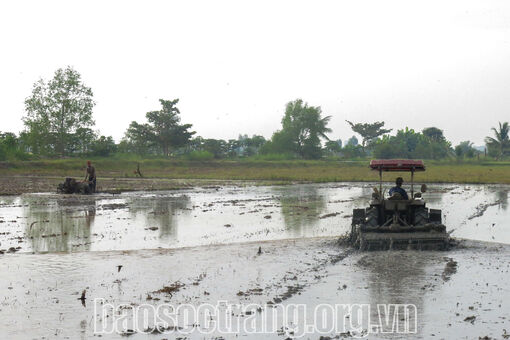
346,120 -> 392,153
188,136 -> 205,152
346,135 -> 358,146
125,121 -> 154,155
68,127 -> 96,154
455,141 -> 476,158
372,136 -> 404,159
263,99 -> 331,159
0,132 -> 17,160
0,132 -> 18,151
146,99 -> 195,156
325,140 -> 342,154
0,132 -> 31,160
226,139 -> 240,157
373,127 -> 452,160
125,99 -> 195,156
203,139 -> 227,158
422,127 -> 446,142
237,134 -> 266,156
341,144 -> 364,158
259,130 -> 295,156
23,66 -> 95,156
246,135 -> 266,148
422,127 -> 450,159
90,136 -> 117,157
485,122 -> 510,160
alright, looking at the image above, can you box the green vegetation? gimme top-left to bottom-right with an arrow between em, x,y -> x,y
23,66 -> 95,157
345,120 -> 391,153
373,127 -> 451,160
3,158 -> 510,184
3,66 -> 510,184
260,99 -> 331,159
0,132 -> 31,161
125,99 -> 195,156
485,122 -> 510,160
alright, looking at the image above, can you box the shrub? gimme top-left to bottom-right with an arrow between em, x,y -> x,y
184,150 -> 214,161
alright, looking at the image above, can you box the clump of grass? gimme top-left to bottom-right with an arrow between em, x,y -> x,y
182,150 -> 214,161
247,153 -> 297,161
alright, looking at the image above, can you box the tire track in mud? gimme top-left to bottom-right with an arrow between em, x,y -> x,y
356,253 -> 461,293
271,248 -> 354,304
239,243 -> 354,305
452,197 -> 503,234
131,241 -> 354,311
147,273 -> 208,301
468,200 -> 502,220
441,258 -> 458,282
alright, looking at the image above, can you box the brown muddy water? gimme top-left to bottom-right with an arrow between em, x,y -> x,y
0,183 -> 509,339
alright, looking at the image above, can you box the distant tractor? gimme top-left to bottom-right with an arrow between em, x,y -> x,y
350,160 -> 449,250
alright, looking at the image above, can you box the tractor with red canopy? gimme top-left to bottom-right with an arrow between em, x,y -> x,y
350,159 -> 449,250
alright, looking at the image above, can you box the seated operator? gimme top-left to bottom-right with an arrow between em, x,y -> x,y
388,177 -> 409,200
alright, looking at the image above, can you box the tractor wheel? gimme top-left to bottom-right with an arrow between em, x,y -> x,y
366,207 -> 379,228
429,209 -> 442,224
414,207 -> 428,226
349,225 -> 360,247
352,208 -> 366,225
348,224 -> 355,243
359,238 -> 366,251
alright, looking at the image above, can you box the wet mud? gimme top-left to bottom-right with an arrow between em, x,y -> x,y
0,183 -> 509,339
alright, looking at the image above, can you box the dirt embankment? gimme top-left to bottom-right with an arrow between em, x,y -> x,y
0,176 -> 276,195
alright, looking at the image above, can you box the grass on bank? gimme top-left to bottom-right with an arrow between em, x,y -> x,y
2,157 -> 510,184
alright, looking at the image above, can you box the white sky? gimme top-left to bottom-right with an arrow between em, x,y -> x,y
1,0 -> 509,146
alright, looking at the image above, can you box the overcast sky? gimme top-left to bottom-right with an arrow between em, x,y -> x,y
1,0 -> 509,145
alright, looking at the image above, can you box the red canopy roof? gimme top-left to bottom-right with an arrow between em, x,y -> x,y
370,159 -> 425,172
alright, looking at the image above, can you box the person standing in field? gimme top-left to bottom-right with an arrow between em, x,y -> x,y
84,160 -> 96,193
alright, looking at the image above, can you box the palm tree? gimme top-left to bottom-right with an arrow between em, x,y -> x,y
485,122 -> 510,160
281,99 -> 332,158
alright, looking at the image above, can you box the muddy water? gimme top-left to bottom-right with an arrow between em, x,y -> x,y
0,183 -> 509,339
0,183 -> 371,253
1,183 -> 508,254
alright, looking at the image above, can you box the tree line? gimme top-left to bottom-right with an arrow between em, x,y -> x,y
1,66 -> 509,161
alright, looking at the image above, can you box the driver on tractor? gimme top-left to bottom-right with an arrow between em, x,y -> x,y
388,177 -> 408,200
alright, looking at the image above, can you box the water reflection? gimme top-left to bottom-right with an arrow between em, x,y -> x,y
4,183 -> 510,254
277,185 -> 326,236
496,189 -> 509,211
0,196 -> 18,206
127,194 -> 191,240
358,252 -> 437,335
24,197 -> 95,253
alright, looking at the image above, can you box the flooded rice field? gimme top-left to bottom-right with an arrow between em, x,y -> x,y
0,183 -> 509,339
